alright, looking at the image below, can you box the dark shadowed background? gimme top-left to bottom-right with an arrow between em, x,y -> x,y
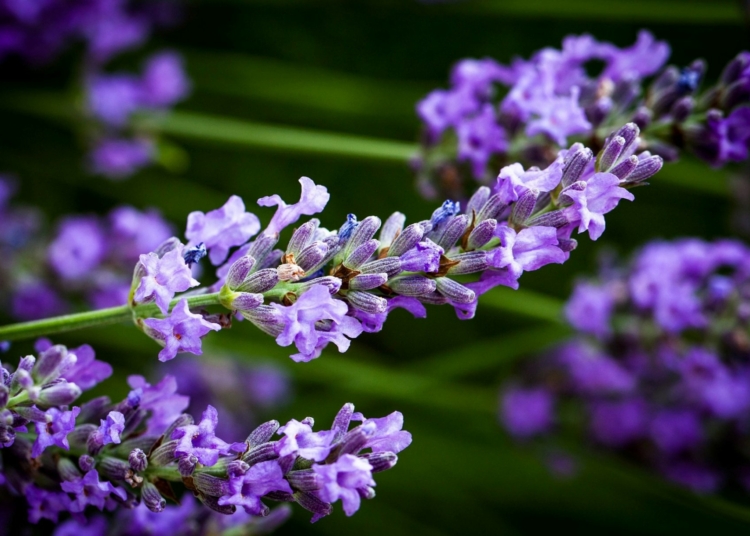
2,0 -> 750,533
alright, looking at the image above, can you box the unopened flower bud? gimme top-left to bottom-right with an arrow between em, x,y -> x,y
347,291 -> 387,314
379,212 -> 406,249
387,223 -> 424,257
129,448 -> 148,472
141,481 -> 166,513
436,277 -> 475,304
38,382 -> 82,406
78,455 -> 95,472
344,239 -> 379,270
467,219 -> 497,249
246,420 -> 280,448
349,273 -> 388,291
225,255 -> 257,290
237,268 -> 279,293
287,220 -> 320,257
388,276 -> 436,297
345,216 -> 381,257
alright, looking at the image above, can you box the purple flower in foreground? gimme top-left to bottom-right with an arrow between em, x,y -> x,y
354,411 -> 412,453
61,469 -> 127,512
143,299 -> 221,362
399,240 -> 443,273
172,405 -> 231,467
127,374 -> 189,436
186,195 -> 260,265
61,343 -> 112,391
354,296 -> 426,334
501,387 -> 554,439
98,411 -> 125,445
313,454 -> 375,516
135,246 -> 199,314
48,216 -> 107,280
485,225 -> 567,289
89,138 -> 154,179
257,177 -> 330,236
271,285 -> 363,362
276,419 -> 334,462
494,160 -> 564,205
32,406 -> 80,458
562,173 -> 634,240
218,460 -> 292,515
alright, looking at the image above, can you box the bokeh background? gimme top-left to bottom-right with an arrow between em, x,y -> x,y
2,0 -> 750,533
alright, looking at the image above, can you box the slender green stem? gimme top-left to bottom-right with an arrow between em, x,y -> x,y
0,292 -> 222,342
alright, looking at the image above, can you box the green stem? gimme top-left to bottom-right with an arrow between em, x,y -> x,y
0,292 -> 222,342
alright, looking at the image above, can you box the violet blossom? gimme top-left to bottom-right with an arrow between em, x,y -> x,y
134,247 -> 199,314
142,299 -> 221,361
186,195 -> 260,265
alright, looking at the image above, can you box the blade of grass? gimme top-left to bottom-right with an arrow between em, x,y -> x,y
479,286 -> 565,323
409,324 -> 571,379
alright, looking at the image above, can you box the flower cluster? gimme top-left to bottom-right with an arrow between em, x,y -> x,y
119,127 -> 662,362
415,31 -> 750,200
0,0 -> 190,179
500,238 -> 750,494
0,341 -> 410,529
1,189 -> 175,320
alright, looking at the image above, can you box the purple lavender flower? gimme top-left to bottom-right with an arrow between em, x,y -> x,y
271,285 -> 363,362
172,405 -> 232,467
185,195 -> 260,265
48,216 -> 107,280
32,406 -> 80,457
61,343 -> 112,391
109,206 -> 174,263
142,299 -> 221,361
127,374 -> 189,435
89,138 -> 155,179
276,419 -> 334,462
601,30 -> 671,82
12,281 -> 67,321
218,460 -> 293,515
313,454 -> 375,516
526,88 -> 591,146
98,410 -> 125,445
134,246 -> 199,314
500,387 -> 554,439
399,240 -> 443,273
140,51 -> 191,108
61,469 -> 127,512
649,409 -> 703,455
661,462 -> 720,494
354,296 -> 426,334
417,87 -> 479,141
353,411 -> 412,453
485,225 -> 567,290
557,342 -> 635,395
86,73 -> 143,126
118,496 -> 197,536
564,282 -> 615,338
456,104 -> 508,178
257,177 -> 330,237
494,160 -> 564,205
562,173 -> 634,240
25,485 -> 70,523
588,398 -> 649,447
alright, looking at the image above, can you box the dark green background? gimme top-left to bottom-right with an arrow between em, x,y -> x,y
2,0 -> 750,533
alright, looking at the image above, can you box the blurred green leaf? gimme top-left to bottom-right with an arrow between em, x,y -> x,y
479,286 -> 565,323
409,324 -> 571,379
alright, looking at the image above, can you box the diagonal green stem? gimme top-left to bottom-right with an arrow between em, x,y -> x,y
0,292 -> 222,342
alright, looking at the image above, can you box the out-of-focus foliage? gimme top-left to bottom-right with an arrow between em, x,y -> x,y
1,0 -> 750,534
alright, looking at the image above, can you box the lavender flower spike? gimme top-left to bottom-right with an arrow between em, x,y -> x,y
218,460 -> 293,515
32,406 -> 81,457
134,245 -> 199,314
186,195 -> 261,265
172,405 -> 232,468
142,299 -> 221,362
313,454 -> 376,516
257,177 -> 330,236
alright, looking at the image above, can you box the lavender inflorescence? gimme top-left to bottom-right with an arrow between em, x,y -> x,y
0,341 -> 410,528
99,128 -> 664,363
0,185 -> 176,321
500,239 -> 750,495
415,31 -> 750,200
